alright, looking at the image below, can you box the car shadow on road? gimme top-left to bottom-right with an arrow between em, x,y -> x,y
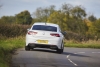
31,48 -> 57,53
63,52 -> 90,57
30,48 -> 90,57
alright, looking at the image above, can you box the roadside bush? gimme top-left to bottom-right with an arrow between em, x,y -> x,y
0,24 -> 31,38
65,31 -> 88,42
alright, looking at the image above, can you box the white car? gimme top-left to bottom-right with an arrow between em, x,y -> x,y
25,22 -> 65,53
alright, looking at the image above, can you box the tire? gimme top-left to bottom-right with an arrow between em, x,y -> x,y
57,41 -> 64,54
57,49 -> 63,54
25,46 -> 30,51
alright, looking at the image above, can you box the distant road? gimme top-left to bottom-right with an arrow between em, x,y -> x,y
12,48 -> 100,67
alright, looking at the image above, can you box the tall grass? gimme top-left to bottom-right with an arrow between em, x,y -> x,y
0,36 -> 25,67
65,40 -> 100,48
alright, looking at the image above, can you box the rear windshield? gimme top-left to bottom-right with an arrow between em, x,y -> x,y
32,25 -> 57,32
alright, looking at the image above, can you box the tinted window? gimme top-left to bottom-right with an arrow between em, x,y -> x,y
32,25 -> 57,32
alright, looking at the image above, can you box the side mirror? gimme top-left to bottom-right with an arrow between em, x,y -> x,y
62,31 -> 67,35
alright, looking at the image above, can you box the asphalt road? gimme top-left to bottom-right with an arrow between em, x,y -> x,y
12,48 -> 100,67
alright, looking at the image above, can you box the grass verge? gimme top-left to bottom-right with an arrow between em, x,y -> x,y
0,36 -> 100,67
0,36 -> 25,67
65,40 -> 100,49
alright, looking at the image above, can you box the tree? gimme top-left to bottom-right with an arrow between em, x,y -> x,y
84,18 -> 100,40
47,11 -> 68,31
70,5 -> 87,34
93,19 -> 100,39
61,3 -> 73,18
71,5 -> 86,19
88,15 -> 97,22
33,5 -> 55,22
16,10 -> 32,25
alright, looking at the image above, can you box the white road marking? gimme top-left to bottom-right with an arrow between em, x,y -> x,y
66,51 -> 100,66
78,52 -> 85,54
66,55 -> 70,58
92,52 -> 100,53
66,54 -> 78,66
74,52 -> 85,54
68,59 -> 78,66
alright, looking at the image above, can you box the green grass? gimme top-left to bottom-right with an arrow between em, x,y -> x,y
64,40 -> 100,48
0,36 -> 100,67
0,36 -> 25,67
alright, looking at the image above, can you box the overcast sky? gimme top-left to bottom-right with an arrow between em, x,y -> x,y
0,0 -> 100,18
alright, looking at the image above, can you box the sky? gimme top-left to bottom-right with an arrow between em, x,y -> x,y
0,0 -> 100,18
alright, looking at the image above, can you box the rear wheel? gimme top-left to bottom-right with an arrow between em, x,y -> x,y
57,49 -> 63,54
57,42 -> 64,54
25,46 -> 30,51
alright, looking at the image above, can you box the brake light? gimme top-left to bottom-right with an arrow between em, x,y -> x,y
50,33 -> 60,37
28,31 -> 37,35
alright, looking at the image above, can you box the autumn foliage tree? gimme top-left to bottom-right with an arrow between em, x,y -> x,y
32,4 -> 100,40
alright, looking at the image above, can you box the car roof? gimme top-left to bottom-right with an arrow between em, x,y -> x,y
33,22 -> 59,27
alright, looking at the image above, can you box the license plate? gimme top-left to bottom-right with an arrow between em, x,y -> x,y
37,40 -> 48,44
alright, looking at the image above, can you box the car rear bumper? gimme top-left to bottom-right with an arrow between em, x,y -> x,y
27,43 -> 58,50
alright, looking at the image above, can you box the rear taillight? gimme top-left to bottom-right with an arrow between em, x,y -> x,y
28,31 -> 37,35
50,33 -> 60,37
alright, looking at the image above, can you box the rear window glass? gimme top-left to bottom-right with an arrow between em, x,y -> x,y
32,25 -> 57,32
